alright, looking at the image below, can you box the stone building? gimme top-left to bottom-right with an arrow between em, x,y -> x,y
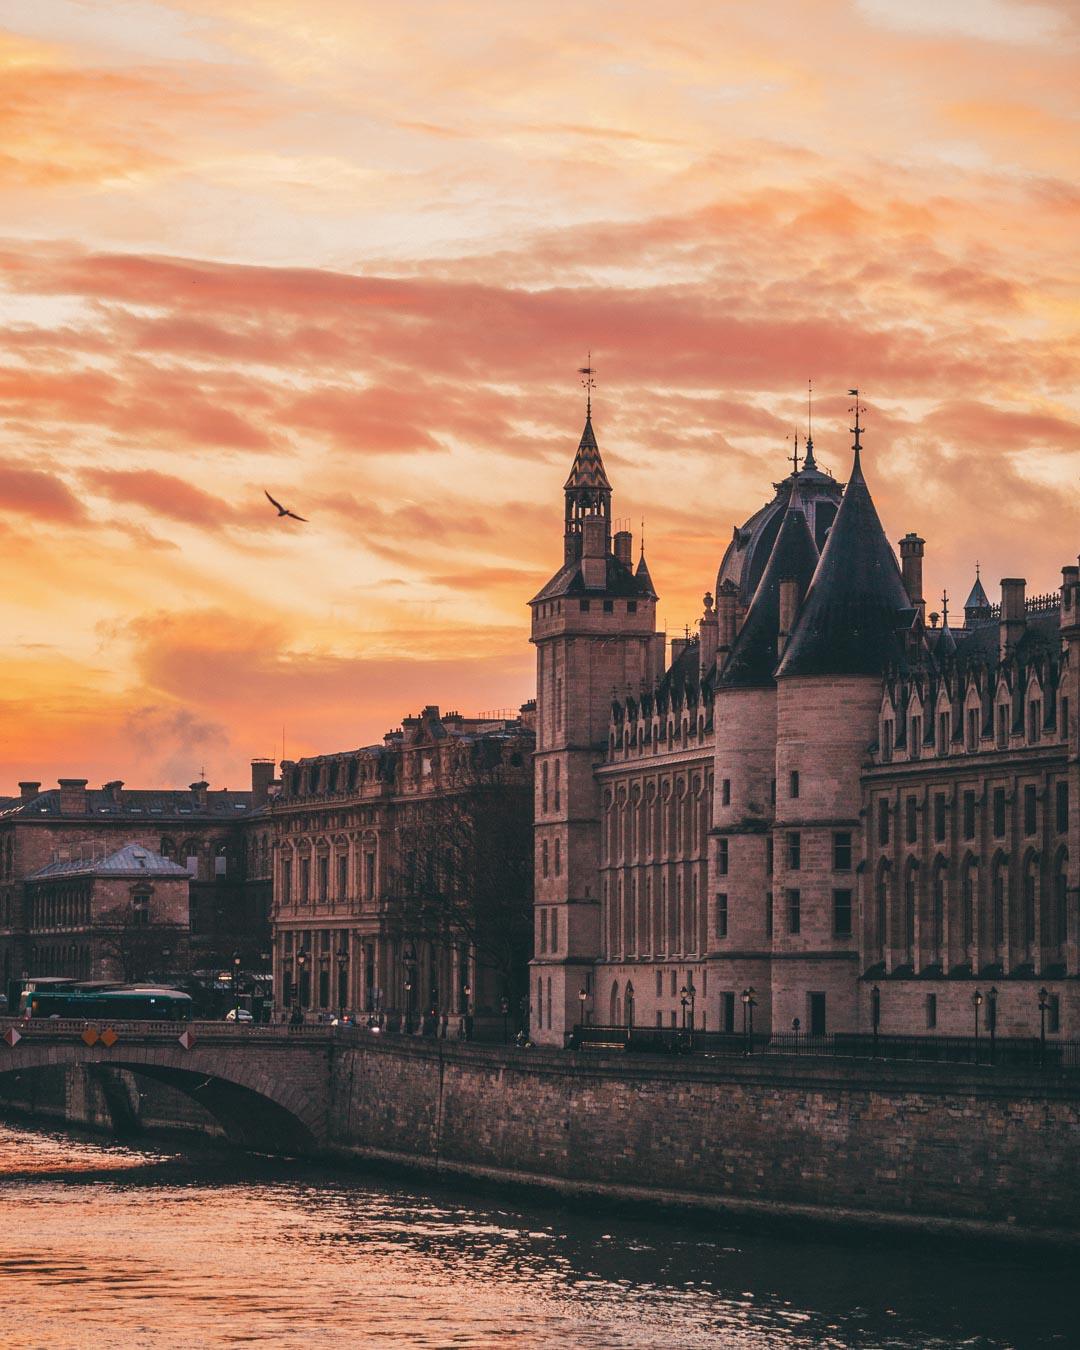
530,402 -> 1078,1046
23,843 -> 191,982
0,767 -> 275,991
269,705 -> 533,1024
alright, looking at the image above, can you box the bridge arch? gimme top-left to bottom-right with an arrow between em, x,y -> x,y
0,1028 -> 330,1154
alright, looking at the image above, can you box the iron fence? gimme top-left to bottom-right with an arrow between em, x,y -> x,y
570,1024 -> 1080,1071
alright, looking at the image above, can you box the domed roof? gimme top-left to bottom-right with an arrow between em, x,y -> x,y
715,462 -> 843,606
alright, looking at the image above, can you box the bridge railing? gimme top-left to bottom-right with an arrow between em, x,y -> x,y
0,1017 -> 338,1041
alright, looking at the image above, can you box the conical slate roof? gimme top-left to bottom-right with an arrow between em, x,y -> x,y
635,548 -> 657,599
777,446 -> 914,678
563,415 -> 612,491
718,481 -> 819,688
964,571 -> 990,611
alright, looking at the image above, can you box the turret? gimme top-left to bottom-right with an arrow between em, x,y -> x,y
963,565 -> 992,629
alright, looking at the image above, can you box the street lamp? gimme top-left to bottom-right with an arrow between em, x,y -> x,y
972,988 -> 983,1065
578,987 -> 588,1028
336,946 -> 349,1022
988,986 -> 999,1065
1038,986 -> 1049,1067
500,995 -> 510,1044
871,984 -> 881,1059
462,983 -> 472,1041
232,949 -> 242,1017
295,947 -> 307,1017
259,950 -> 271,1023
404,978 -> 413,1035
792,1017 -> 801,1055
741,986 -> 757,1057
680,980 -> 696,1051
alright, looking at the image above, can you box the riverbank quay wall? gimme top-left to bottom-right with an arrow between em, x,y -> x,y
3,1032 -> 1077,1243
325,1038 -> 1079,1242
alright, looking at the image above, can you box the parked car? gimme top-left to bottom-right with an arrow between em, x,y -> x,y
224,1007 -> 254,1023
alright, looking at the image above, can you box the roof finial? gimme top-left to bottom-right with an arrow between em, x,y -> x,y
975,559 -> 980,580
578,353 -> 596,420
803,378 -> 818,470
848,387 -> 864,475
640,515 -> 645,557
941,589 -> 949,628
788,429 -> 800,477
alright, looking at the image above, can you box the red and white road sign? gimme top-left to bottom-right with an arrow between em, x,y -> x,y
178,1030 -> 195,1050
2,1028 -> 21,1047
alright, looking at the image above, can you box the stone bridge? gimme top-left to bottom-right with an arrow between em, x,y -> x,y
0,1018 -> 334,1152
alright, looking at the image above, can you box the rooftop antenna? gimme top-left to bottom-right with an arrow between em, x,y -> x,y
640,515 -> 646,557
804,378 -> 818,470
577,354 -> 596,419
975,560 -> 981,581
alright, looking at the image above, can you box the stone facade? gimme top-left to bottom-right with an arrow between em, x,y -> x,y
269,705 -> 534,1024
531,405 -> 1079,1046
0,768 -> 275,992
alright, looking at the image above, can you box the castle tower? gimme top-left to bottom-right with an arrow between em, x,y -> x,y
713,478 -> 820,1035
530,408 -> 662,1045
771,402 -> 915,1037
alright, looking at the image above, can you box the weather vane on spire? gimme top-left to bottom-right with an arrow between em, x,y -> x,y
804,378 -> 818,469
848,388 -> 864,454
788,429 -> 801,477
578,354 -> 596,418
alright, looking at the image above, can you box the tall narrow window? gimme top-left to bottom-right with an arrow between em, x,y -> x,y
833,832 -> 852,871
716,893 -> 728,938
541,762 -> 549,813
1029,700 -> 1042,743
933,794 -> 946,843
963,790 -> 976,840
938,711 -> 950,754
997,704 -> 1009,748
787,832 -> 801,870
878,799 -> 890,846
882,720 -> 893,762
554,838 -> 561,876
905,797 -> 918,845
967,708 -> 979,752
1056,781 -> 1069,834
787,888 -> 801,934
540,908 -> 548,953
721,779 -> 731,806
832,889 -> 852,937
554,761 -> 561,811
717,838 -> 729,875
765,891 -> 773,938
1023,784 -> 1037,836
992,787 -> 1006,838
926,993 -> 937,1030
789,770 -> 800,799
910,716 -> 921,759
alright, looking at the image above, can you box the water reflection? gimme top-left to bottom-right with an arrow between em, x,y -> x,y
0,1120 -> 1072,1348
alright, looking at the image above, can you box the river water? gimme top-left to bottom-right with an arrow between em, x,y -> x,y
0,1119 -> 1072,1349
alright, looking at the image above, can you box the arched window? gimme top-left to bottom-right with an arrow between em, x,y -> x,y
930,859 -> 947,965
609,980 -> 620,1026
1053,848 -> 1069,958
902,860 -> 918,965
624,980 -> 635,1028
961,856 -> 977,957
874,862 -> 888,960
991,855 -> 1008,959
1022,852 -> 1039,960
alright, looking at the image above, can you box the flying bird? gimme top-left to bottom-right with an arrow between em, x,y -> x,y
264,490 -> 307,522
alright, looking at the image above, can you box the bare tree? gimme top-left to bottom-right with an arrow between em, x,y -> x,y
96,907 -> 189,984
388,769 -> 533,1004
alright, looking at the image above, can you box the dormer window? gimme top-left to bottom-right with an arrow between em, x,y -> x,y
881,720 -> 893,762
1028,700 -> 1042,743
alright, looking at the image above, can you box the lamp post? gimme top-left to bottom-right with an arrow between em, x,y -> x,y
741,986 -> 756,1057
403,978 -> 413,1034
231,949 -> 241,1018
462,982 -> 472,1041
336,946 -> 349,1023
259,950 -> 271,1023
792,1017 -> 801,1055
500,995 -> 510,1044
402,941 -> 416,1034
972,988 -> 983,1065
1038,986 -> 1049,1067
988,986 -> 998,1065
295,947 -> 307,1022
578,987 -> 587,1030
871,984 -> 881,1059
680,981 -> 696,1051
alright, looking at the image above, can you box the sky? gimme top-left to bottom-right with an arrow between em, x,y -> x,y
1,0 -> 1077,790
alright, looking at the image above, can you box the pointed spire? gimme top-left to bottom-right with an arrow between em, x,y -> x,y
964,563 -> 991,613
777,428 -> 914,679
803,378 -> 818,471
635,541 -> 657,598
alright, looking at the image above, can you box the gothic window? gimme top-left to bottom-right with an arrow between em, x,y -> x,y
1054,850 -> 1068,952
878,799 -> 890,846
717,838 -> 729,875
716,893 -> 728,939
997,704 -> 1009,748
938,711 -> 950,754
787,888 -> 801,934
554,838 -> 561,877
554,761 -> 561,811
1023,785 -> 1037,836
992,860 -> 1007,956
933,794 -> 946,843
1028,700 -> 1042,743
789,770 -> 800,799
905,797 -> 918,845
721,778 -> 731,807
541,763 -> 548,813
931,863 -> 946,963
1022,855 -> 1037,954
874,865 -> 888,958
787,832 -> 801,870
903,862 -> 917,962
992,787 -> 1006,839
832,889 -> 852,938
910,716 -> 921,760
1056,782 -> 1069,834
966,708 -> 979,752
962,790 -> 976,840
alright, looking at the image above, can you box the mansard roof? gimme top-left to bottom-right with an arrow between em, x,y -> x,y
718,481 -> 820,689
0,787 -> 257,822
777,446 -> 915,679
27,843 -> 191,881
563,415 -> 611,492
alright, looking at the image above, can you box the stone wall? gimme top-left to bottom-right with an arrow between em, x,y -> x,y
327,1037 -> 1080,1241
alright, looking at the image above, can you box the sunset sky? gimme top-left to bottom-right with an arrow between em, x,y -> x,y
2,0 -> 1077,789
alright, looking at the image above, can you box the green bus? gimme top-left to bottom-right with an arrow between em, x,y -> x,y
29,987 -> 193,1022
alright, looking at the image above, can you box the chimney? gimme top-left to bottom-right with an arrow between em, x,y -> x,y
581,515 -> 608,590
716,580 -> 738,654
899,533 -> 926,622
251,759 -> 275,807
102,780 -> 124,805
18,782 -> 40,802
613,529 -> 632,567
778,577 -> 801,658
1061,565 -> 1080,631
190,780 -> 209,809
57,778 -> 88,815
999,578 -> 1026,658
699,593 -> 718,674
